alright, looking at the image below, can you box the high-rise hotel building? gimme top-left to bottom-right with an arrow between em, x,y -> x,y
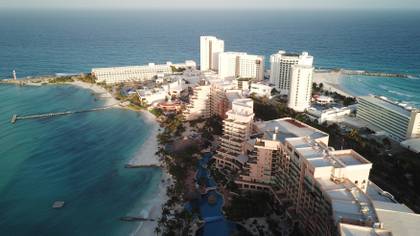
214,98 -> 255,171
183,84 -> 211,121
200,36 -> 224,72
357,95 -> 420,142
287,64 -> 314,112
270,51 -> 313,95
234,118 -> 420,236
218,52 -> 264,81
209,79 -> 243,119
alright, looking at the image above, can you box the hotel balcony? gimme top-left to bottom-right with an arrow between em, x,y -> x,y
220,135 -> 243,144
223,120 -> 249,127
247,156 -> 258,164
223,128 -> 246,136
220,143 -> 241,153
217,148 -> 239,159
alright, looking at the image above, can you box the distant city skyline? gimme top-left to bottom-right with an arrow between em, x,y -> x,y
1,0 -> 419,10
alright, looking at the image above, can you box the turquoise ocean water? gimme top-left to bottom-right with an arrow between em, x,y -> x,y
0,10 -> 420,235
340,75 -> 420,106
0,84 -> 161,235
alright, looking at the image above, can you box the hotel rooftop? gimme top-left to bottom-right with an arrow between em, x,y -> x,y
318,178 -> 378,224
287,134 -> 420,236
255,118 -> 329,143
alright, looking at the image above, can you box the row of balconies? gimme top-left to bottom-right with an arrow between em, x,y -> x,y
220,143 -> 241,153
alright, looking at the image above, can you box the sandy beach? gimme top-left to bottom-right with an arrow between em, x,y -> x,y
70,80 -> 170,235
131,170 -> 171,236
68,81 -> 119,106
129,111 -> 161,166
313,70 -> 355,97
130,112 -> 172,236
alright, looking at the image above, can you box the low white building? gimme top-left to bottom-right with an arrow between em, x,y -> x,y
307,106 -> 355,124
137,88 -> 168,105
314,95 -> 334,105
137,78 -> 186,106
92,60 -> 196,84
249,83 -> 273,98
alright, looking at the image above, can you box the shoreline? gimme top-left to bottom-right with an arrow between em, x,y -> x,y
130,111 -> 171,236
64,80 -> 170,235
313,70 -> 355,97
0,79 -> 171,235
67,81 -> 119,106
75,81 -> 170,235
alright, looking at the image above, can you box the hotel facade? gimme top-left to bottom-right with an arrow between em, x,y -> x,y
357,95 -> 420,142
229,118 -> 420,236
92,61 -> 196,84
183,84 -> 211,121
209,79 -> 243,119
287,64 -> 314,112
218,52 -> 264,81
270,51 -> 313,95
214,98 -> 255,171
200,36 -> 224,72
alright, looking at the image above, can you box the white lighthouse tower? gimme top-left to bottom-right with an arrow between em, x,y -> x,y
12,70 -> 17,80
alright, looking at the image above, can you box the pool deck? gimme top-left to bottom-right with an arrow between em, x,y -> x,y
188,153 -> 235,236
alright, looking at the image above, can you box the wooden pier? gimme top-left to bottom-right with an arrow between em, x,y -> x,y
11,106 -> 116,124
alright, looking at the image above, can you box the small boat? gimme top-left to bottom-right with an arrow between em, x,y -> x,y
52,201 -> 65,209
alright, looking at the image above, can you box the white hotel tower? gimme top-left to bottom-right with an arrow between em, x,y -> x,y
200,36 -> 224,72
218,52 -> 264,81
287,64 -> 314,112
215,98 -> 255,171
270,51 -> 313,95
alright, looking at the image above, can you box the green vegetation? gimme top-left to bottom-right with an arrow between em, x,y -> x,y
251,94 -> 297,121
224,191 -> 273,221
125,94 -> 146,110
48,76 -> 74,83
200,116 -> 223,141
170,66 -> 186,73
154,112 -> 201,235
312,82 -> 323,93
312,82 -> 356,106
48,74 -> 96,84
150,108 -> 164,117
78,73 -> 96,84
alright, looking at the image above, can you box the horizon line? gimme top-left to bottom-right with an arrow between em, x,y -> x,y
1,7 -> 420,11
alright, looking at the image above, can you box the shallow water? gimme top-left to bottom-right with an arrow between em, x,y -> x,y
0,84 -> 161,235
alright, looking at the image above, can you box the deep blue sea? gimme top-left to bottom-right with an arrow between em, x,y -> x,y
1,10 -> 419,104
0,10 -> 420,235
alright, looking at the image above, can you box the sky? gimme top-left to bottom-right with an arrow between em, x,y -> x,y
0,0 -> 419,10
